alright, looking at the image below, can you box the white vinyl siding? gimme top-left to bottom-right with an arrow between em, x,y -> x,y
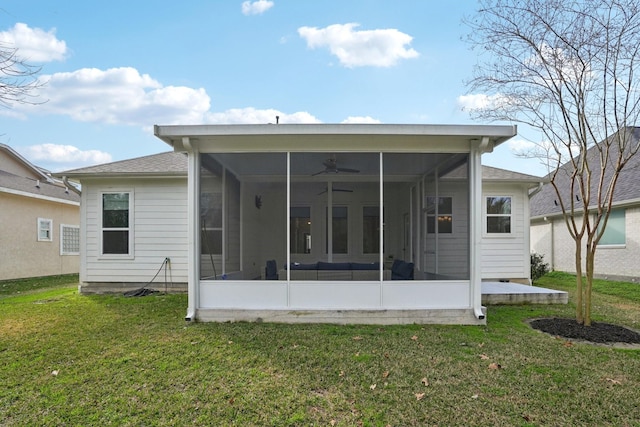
423,184 -> 469,278
482,185 -> 529,280
83,178 -> 188,284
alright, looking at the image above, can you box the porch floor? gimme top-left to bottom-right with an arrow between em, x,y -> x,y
481,281 -> 568,305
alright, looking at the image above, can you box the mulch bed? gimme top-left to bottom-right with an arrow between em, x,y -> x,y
529,317 -> 640,345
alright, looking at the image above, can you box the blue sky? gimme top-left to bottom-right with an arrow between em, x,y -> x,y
0,0 -> 546,176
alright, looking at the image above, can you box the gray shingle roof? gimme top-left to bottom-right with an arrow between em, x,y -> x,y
530,127 -> 640,218
0,169 -> 80,203
443,163 -> 544,183
58,151 -> 188,177
480,165 -> 544,182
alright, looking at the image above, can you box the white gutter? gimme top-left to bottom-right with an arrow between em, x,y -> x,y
62,176 -> 82,196
528,181 -> 544,198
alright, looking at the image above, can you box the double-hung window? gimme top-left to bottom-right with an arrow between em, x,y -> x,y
102,192 -> 131,255
486,196 -> 512,234
426,197 -> 452,234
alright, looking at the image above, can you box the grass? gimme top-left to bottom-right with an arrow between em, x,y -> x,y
1,274 -> 639,426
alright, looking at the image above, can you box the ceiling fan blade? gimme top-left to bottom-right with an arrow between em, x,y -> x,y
336,167 -> 360,173
317,187 -> 354,195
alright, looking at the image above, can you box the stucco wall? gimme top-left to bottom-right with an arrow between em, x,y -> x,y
0,192 -> 79,280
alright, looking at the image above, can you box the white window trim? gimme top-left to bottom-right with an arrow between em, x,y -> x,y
483,195 -> 514,237
99,190 -> 134,259
60,224 -> 80,255
37,217 -> 53,242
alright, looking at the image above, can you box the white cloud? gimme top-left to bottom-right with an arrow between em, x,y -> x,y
457,93 -> 510,111
0,23 -> 68,62
341,116 -> 381,124
20,143 -> 112,169
298,23 -> 419,68
205,107 -> 321,124
241,0 -> 274,15
16,67 -> 210,126
507,137 -> 537,152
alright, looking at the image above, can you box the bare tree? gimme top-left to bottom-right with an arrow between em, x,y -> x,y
464,0 -> 640,325
0,41 -> 44,109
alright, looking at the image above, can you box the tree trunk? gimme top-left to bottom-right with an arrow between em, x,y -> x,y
574,238 -> 584,324
584,243 -> 596,326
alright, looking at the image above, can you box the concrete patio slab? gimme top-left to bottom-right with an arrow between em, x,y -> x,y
482,281 -> 568,305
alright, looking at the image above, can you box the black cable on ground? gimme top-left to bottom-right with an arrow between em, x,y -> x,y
123,258 -> 170,297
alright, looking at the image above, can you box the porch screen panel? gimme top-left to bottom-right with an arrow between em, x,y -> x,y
422,154 -> 470,280
290,152 -> 379,281
199,153 -> 287,281
384,153 -> 470,281
200,155 -> 223,279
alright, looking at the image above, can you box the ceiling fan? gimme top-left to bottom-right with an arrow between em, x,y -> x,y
312,155 -> 360,176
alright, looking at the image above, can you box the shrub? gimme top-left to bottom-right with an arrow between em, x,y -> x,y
531,252 -> 550,283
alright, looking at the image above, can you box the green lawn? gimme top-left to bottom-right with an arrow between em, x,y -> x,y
1,273 -> 639,426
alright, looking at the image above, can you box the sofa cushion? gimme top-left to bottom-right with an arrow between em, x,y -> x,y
350,262 -> 380,271
317,261 -> 351,270
265,260 -> 278,280
391,259 -> 414,280
290,262 -> 318,270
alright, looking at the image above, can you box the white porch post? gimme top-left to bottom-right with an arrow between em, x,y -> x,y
185,142 -> 200,321
469,139 -> 486,320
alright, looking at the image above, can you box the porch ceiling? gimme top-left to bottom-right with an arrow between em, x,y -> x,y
205,152 -> 469,181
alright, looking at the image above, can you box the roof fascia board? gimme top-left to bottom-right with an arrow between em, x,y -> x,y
154,124 -> 517,153
0,186 -> 80,206
53,172 -> 187,179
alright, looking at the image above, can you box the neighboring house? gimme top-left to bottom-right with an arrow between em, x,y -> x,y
530,127 -> 640,282
0,143 -> 80,280
60,124 -> 544,325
